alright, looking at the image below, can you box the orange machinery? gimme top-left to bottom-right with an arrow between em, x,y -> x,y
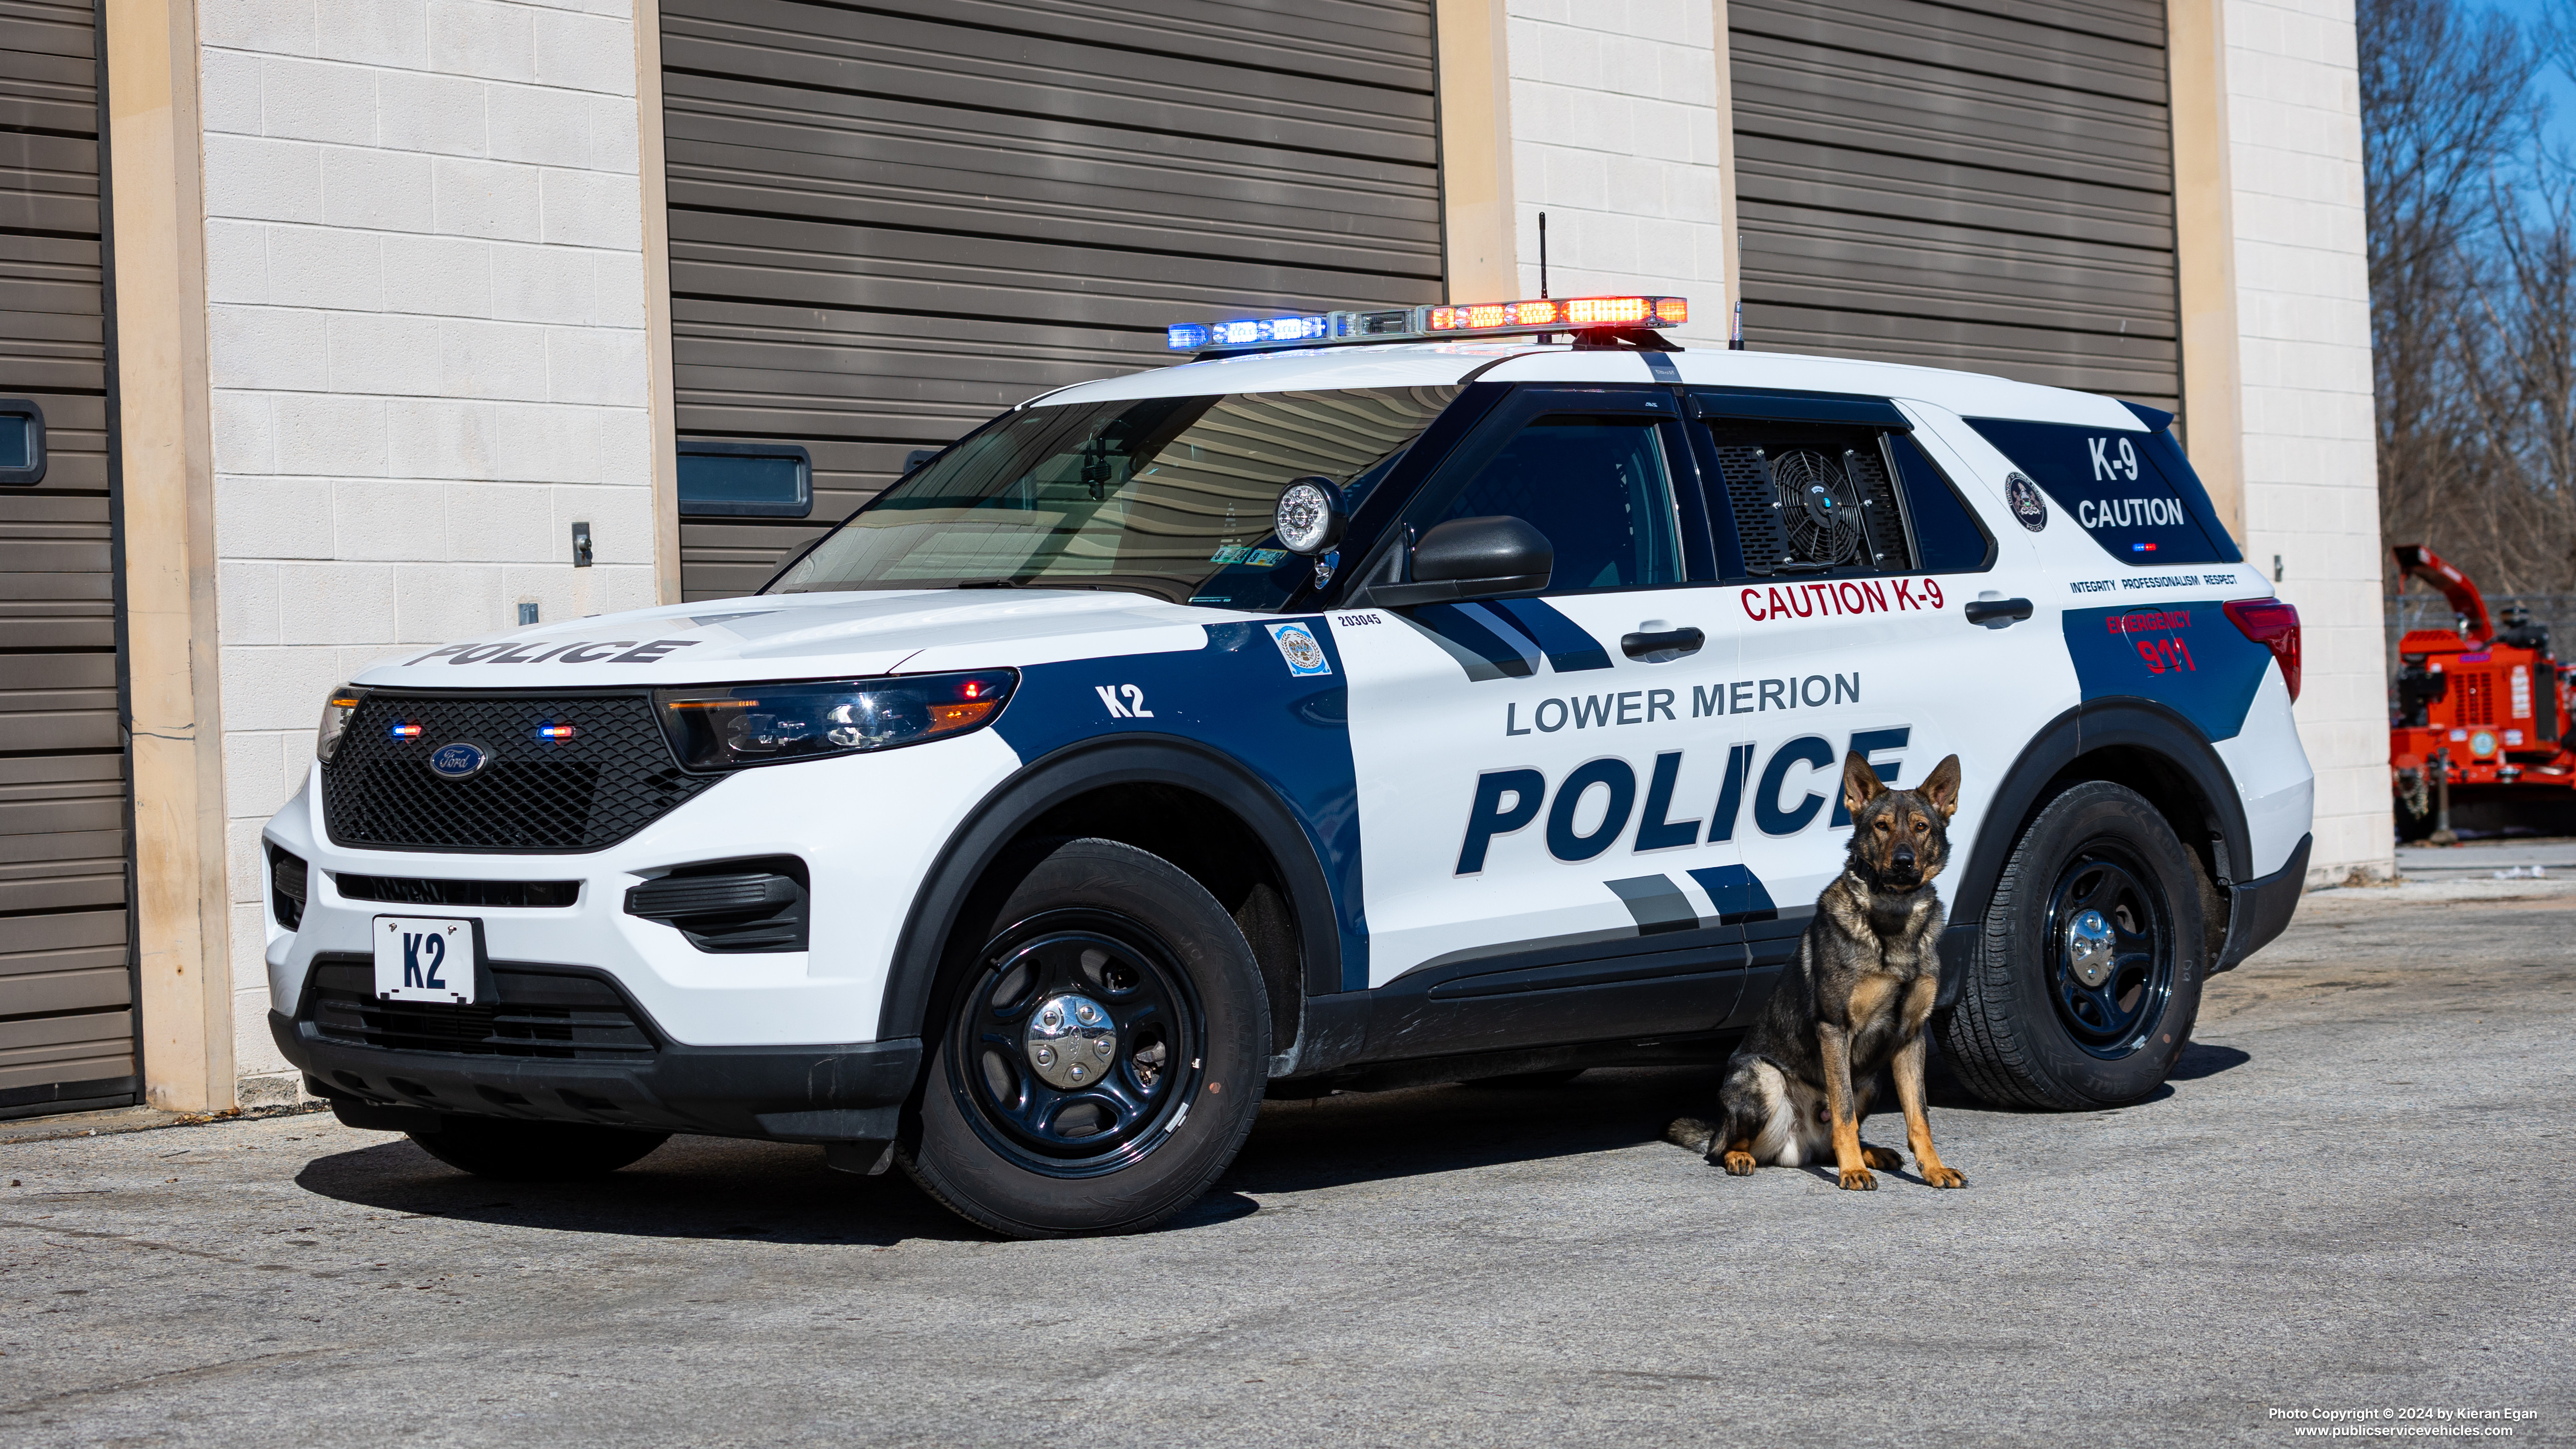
2389,544 -> 2576,839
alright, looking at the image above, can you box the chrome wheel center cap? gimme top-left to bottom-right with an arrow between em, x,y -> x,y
2065,910 -> 2116,988
1025,993 -> 1116,1089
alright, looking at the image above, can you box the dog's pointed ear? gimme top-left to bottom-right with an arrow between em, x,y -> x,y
1842,751 -> 1887,819
1920,754 -> 1963,820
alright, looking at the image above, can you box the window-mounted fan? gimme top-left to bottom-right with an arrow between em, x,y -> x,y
1759,447 -> 1865,567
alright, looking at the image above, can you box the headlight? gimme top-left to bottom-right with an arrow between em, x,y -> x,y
316,686 -> 366,763
655,670 -> 1017,771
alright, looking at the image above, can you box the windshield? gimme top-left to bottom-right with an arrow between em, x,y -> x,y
766,386 -> 1462,608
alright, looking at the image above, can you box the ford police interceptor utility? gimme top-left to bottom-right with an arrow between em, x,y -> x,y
262,295 -> 2312,1237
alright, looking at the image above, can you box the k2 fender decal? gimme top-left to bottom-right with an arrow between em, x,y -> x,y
992,620 -> 1368,989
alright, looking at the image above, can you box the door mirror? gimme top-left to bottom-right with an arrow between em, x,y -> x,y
1361,515 -> 1554,607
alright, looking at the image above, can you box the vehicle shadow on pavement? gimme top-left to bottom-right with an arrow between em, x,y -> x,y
1225,1065 -> 1733,1195
285,1044 -> 2255,1238
2168,1042 -> 2252,1080
292,1134 -> 984,1246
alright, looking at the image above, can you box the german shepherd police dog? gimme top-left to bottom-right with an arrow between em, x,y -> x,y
1669,752 -> 1968,1190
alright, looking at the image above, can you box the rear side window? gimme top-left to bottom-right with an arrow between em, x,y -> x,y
1964,416 -> 2243,566
1889,433 -> 1994,573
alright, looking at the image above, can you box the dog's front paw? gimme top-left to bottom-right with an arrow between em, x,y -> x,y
1719,1149 -> 1757,1175
1922,1163 -> 1966,1189
1837,1166 -> 1877,1191
1860,1145 -> 1904,1170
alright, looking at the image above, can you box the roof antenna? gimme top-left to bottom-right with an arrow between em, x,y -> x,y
1538,211 -> 1548,300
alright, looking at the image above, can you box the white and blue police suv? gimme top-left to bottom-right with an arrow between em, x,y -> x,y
262,296 -> 2313,1236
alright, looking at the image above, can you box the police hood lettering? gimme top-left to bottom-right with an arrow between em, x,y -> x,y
351,590 -> 1214,689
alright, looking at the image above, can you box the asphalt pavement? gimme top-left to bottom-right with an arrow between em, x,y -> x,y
3,879 -> 2570,1447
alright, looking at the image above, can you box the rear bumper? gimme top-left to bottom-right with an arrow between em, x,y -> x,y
2216,831 -> 2311,973
274,1010 -> 920,1142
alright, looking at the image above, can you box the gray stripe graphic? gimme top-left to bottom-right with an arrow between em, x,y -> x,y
1605,875 -> 1700,936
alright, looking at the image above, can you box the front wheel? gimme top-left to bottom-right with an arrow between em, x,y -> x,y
900,838 -> 1271,1238
1937,781 -> 2206,1110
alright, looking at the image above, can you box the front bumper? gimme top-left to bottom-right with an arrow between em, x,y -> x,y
261,728 -> 1025,1048
276,1007 -> 921,1142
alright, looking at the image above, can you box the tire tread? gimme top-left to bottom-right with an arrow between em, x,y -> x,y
1937,782 -> 2178,1112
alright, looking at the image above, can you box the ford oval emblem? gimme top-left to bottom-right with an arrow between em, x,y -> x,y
428,741 -> 491,779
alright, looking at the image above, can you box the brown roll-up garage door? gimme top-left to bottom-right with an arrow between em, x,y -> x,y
659,0 -> 1445,601
1729,0 -> 2181,413
0,0 -> 134,1118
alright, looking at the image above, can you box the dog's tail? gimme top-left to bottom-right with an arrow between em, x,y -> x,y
1666,1117 -> 1720,1155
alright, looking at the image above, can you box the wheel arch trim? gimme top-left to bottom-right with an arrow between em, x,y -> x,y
877,734 -> 1345,1049
1939,698 -> 2252,1008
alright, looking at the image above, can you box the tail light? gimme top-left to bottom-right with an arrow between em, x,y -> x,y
2224,598 -> 2301,702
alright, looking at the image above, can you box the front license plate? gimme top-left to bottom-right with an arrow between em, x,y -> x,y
373,916 -> 477,1003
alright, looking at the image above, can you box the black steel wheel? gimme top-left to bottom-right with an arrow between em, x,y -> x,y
1939,781 -> 2206,1110
2043,849 -> 2175,1059
900,838 -> 1270,1237
946,919 -> 1202,1177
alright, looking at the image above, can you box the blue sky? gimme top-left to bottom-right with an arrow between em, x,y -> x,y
2479,0 -> 2576,158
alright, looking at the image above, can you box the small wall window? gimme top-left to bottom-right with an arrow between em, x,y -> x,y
0,399 -> 46,485
678,440 -> 811,518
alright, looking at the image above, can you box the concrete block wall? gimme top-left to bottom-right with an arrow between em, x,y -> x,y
2221,0 -> 2392,885
198,0 -> 657,1103
1501,0 -> 1732,347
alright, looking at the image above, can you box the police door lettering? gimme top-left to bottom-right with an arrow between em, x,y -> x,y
402,930 -> 446,990
1752,736 -> 1834,835
1505,672 -> 1859,733
1455,730 -> 1910,873
1095,684 -> 1156,719
1545,758 -> 1635,862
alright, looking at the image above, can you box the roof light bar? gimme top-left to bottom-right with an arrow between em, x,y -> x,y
1165,296 -> 1688,353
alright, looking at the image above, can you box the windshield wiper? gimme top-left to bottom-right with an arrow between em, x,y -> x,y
953,579 -> 1022,589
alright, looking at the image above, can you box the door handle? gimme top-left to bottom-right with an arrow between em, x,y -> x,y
1965,598 -> 2034,627
1622,626 -> 1705,660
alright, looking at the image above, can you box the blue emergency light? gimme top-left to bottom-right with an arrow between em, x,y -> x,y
1165,296 -> 1688,354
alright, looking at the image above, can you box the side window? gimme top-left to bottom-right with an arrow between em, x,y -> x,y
1705,421 -> 1910,578
1890,433 -> 1994,573
1422,415 -> 1685,592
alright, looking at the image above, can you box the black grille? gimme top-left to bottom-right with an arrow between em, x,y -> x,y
322,692 -> 718,852
300,955 -> 656,1060
334,874 -> 581,908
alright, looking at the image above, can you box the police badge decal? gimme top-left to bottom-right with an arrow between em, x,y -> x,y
2006,472 -> 2048,532
1265,622 -> 1333,677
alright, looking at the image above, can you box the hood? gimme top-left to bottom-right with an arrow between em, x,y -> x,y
350,590 -> 1220,689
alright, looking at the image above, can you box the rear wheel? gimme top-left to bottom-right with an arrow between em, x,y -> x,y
406,1117 -> 669,1180
1938,782 -> 2206,1110
900,838 -> 1270,1238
